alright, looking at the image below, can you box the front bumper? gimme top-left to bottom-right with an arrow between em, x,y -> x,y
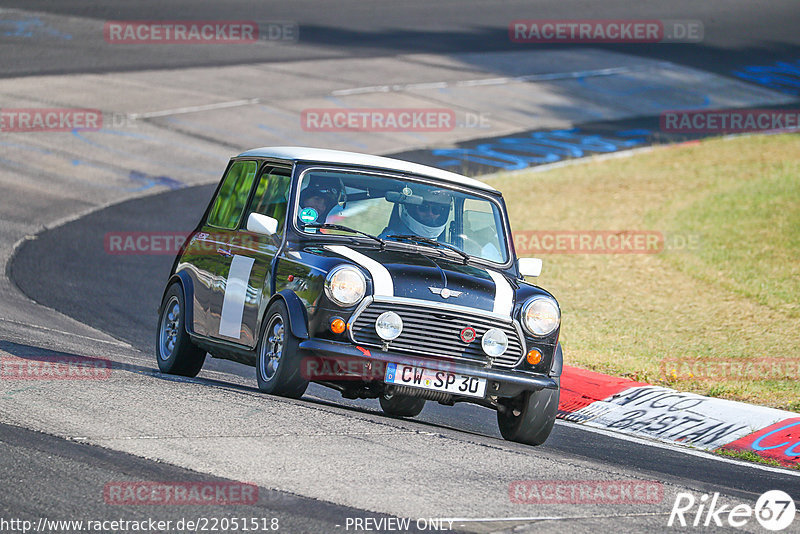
298,338 -> 558,397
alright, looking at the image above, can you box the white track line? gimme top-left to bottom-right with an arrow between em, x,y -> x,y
129,98 -> 261,119
441,512 -> 668,523
331,64 -> 665,96
0,317 -> 131,348
125,64 -> 666,120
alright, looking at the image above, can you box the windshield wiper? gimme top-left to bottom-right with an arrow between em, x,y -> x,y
302,223 -> 385,248
386,234 -> 470,264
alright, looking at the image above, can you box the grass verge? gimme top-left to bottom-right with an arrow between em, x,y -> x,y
715,448 -> 800,470
489,134 -> 800,411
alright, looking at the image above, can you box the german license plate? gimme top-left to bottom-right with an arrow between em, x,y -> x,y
384,363 -> 486,398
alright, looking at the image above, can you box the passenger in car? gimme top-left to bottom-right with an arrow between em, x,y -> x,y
298,176 -> 341,224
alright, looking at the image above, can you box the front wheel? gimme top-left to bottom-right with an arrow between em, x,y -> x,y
156,283 -> 206,377
497,379 -> 559,446
379,392 -> 426,417
255,300 -> 309,399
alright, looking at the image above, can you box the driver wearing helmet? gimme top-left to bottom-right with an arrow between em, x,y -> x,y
298,176 -> 341,224
380,188 -> 452,239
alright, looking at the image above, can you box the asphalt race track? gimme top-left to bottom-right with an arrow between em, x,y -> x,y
2,0 -> 800,78
11,183 -> 800,497
2,2 -> 800,533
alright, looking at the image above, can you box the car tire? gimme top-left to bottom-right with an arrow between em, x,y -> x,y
255,299 -> 309,399
379,392 -> 426,417
496,379 -> 559,446
156,283 -> 206,377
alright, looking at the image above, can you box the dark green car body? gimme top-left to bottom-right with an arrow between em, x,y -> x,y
157,147 -> 562,445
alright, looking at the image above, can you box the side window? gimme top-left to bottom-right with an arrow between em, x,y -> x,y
207,160 -> 258,229
246,169 -> 291,236
463,198 -> 506,262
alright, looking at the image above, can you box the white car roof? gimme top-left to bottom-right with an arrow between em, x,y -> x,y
236,146 -> 498,193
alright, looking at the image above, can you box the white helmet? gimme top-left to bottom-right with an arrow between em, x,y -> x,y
399,189 -> 452,238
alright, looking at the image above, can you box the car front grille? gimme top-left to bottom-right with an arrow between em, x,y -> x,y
349,299 -> 524,368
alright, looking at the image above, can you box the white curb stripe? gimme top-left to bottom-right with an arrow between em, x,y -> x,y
570,385 -> 799,451
558,420 -> 800,477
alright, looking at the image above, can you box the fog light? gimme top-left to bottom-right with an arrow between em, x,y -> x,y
526,348 -> 543,365
330,318 -> 346,334
481,328 -> 508,357
375,311 -> 402,341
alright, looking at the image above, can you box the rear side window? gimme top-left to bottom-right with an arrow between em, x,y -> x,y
207,160 -> 258,229
246,169 -> 292,236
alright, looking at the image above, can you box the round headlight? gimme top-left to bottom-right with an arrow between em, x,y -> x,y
482,328 -> 508,357
375,311 -> 403,340
325,265 -> 366,307
522,297 -> 560,336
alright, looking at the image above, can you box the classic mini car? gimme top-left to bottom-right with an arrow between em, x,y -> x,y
156,147 -> 562,445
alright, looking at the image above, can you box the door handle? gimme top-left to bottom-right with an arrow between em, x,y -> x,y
216,247 -> 233,257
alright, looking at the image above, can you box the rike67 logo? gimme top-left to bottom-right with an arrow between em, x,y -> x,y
669,490 -> 796,531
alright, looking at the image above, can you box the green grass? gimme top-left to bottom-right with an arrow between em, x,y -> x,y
715,448 -> 799,470
665,171 -> 800,317
487,134 -> 800,410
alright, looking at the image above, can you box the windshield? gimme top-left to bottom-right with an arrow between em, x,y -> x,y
295,169 -> 509,264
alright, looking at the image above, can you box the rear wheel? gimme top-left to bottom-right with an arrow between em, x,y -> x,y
255,300 -> 309,399
156,283 -> 206,377
379,391 -> 426,417
497,379 -> 559,446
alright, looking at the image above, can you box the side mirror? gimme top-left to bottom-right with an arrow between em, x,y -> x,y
517,257 -> 543,278
246,213 -> 278,236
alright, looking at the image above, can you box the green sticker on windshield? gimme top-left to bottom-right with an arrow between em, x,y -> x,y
299,207 -> 318,223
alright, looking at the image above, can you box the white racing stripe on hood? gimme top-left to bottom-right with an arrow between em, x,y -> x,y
487,269 -> 513,317
325,245 -> 394,296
